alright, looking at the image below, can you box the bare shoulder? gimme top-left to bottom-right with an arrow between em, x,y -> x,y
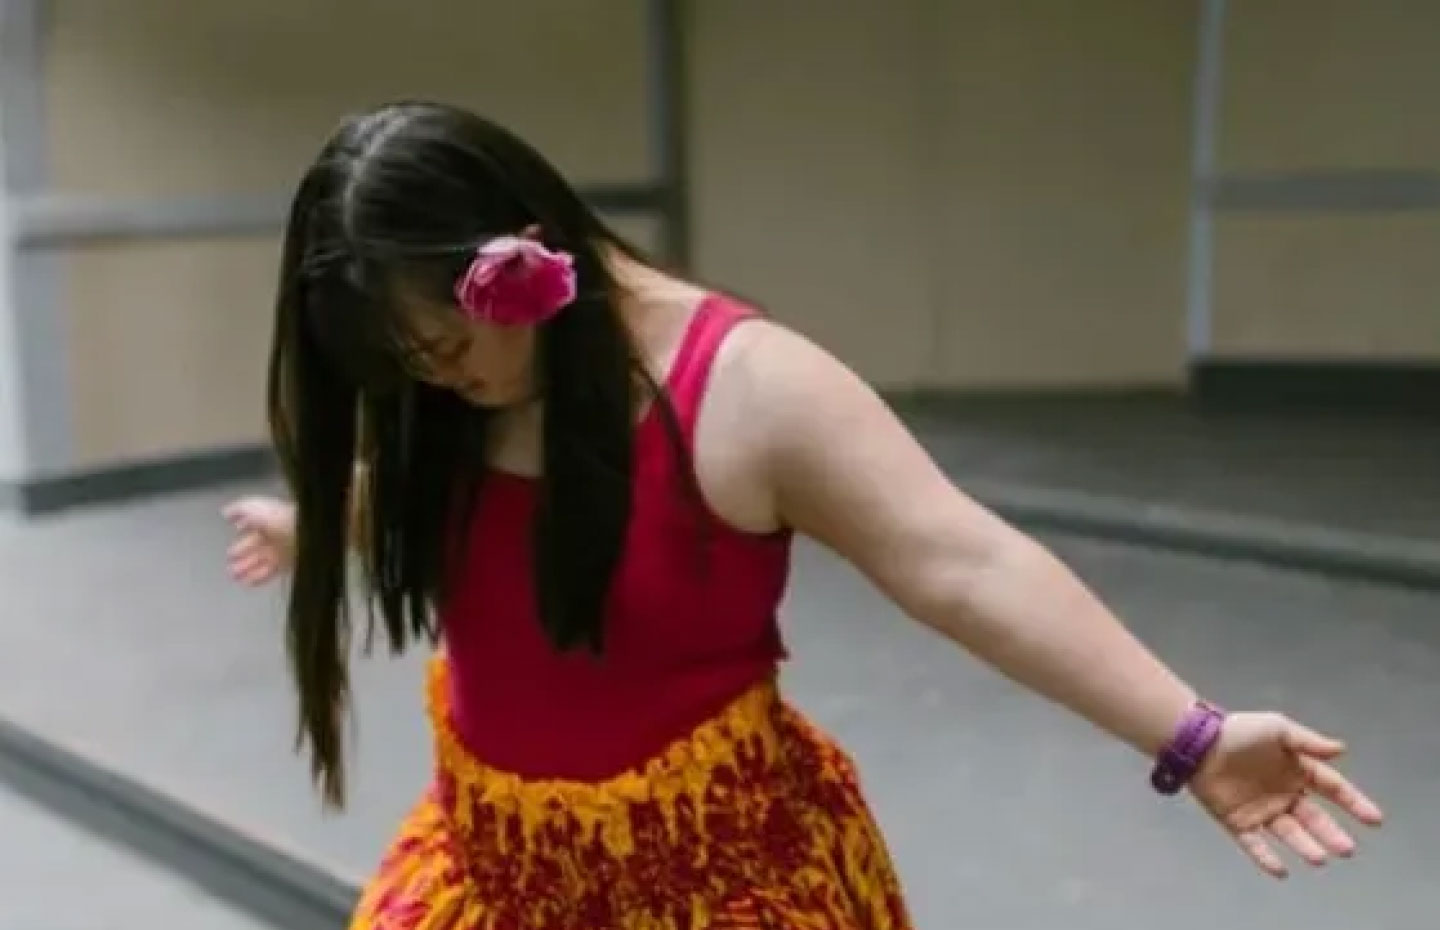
712,314 -> 857,396
709,316 -> 892,450
705,313 -> 993,561
695,315 -> 909,532
702,306 -> 1022,625
685,316 -> 791,534
686,315 -> 843,533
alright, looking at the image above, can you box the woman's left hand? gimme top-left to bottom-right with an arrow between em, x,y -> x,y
1190,711 -> 1384,878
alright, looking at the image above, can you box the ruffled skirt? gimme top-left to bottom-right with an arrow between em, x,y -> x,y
349,659 -> 912,929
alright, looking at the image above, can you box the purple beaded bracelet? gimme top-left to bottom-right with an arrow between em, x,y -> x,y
1150,701 -> 1226,795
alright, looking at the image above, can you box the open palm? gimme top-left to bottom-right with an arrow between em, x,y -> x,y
1190,711 -> 1384,878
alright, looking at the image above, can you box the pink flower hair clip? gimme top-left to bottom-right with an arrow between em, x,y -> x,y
453,235 -> 578,326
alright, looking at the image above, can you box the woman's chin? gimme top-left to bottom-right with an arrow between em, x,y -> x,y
457,385 -> 529,409
458,391 -> 502,409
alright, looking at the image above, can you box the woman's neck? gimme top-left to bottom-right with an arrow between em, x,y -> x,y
609,252 -> 708,378
486,398 -> 543,477
483,253 -> 708,476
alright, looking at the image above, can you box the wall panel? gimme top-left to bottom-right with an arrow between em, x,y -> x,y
690,0 -> 935,387
44,0 -> 649,196
928,0 -> 1195,387
1212,213 -> 1440,357
1220,0 -> 1440,172
61,235 -> 279,467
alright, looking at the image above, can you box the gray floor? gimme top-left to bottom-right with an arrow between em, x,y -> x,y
0,780 -> 268,930
0,470 -> 1436,928
897,394 -> 1440,543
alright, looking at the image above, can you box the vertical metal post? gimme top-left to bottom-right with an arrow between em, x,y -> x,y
645,0 -> 691,269
0,0 -> 72,489
1185,0 -> 1227,359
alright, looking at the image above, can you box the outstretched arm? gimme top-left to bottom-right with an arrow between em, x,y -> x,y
749,325 -> 1195,757
737,322 -> 1381,877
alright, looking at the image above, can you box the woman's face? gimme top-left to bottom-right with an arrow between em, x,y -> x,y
400,298 -> 538,408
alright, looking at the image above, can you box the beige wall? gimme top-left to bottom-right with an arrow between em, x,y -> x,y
43,0 -> 649,195
61,236 -> 280,466
35,0 -> 1200,471
27,0 -> 1440,475
923,0 -> 1194,388
1210,0 -> 1440,359
690,1 -> 937,387
692,0 -> 1195,389
1220,0 -> 1440,172
42,0 -> 649,468
1212,214 -> 1440,358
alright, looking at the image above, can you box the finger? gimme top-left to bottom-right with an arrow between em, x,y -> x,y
228,535 -> 261,560
227,542 -> 267,569
1291,797 -> 1356,858
222,500 -> 261,530
229,546 -> 268,569
1283,721 -> 1346,759
237,563 -> 277,587
229,553 -> 270,581
1236,830 -> 1288,879
1303,758 -> 1384,826
1268,813 -> 1328,867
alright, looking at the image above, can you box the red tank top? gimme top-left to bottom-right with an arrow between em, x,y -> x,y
441,294 -> 792,779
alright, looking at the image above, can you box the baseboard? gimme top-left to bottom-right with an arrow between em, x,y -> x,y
1,445 -> 276,516
971,480 -> 1440,592
1190,359 -> 1440,415
881,385 -> 1185,413
0,713 -> 358,930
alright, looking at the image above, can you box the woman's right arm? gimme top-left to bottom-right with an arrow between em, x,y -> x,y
224,463 -> 369,586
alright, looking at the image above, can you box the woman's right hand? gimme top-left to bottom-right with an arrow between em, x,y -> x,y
222,495 -> 297,587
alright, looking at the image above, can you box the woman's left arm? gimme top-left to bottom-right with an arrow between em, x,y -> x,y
740,323 -> 1382,876
752,331 -> 1196,758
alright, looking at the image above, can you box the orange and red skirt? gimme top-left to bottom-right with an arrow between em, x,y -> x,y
349,659 -> 913,929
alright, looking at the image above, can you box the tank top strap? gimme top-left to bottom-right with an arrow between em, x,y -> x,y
662,294 -> 755,440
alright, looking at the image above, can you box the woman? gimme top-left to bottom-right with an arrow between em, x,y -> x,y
225,101 -> 1382,929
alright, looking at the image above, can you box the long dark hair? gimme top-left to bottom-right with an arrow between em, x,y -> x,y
268,101 -> 674,806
